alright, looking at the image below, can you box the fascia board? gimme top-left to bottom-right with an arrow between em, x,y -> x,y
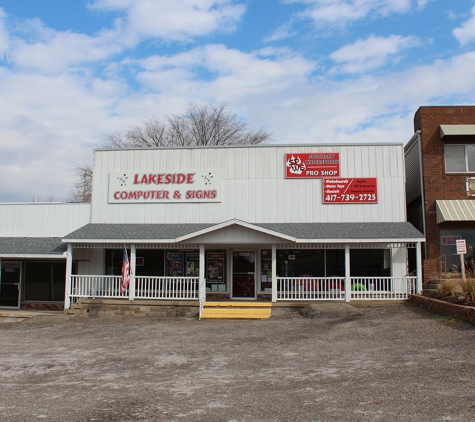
296,238 -> 425,243
0,254 -> 65,259
62,239 -> 175,244
175,219 -> 296,242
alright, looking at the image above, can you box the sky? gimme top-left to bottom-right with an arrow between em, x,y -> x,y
1,0 -> 475,202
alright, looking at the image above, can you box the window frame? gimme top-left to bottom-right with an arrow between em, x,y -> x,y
445,144 -> 475,173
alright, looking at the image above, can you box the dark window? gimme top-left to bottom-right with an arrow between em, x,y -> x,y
24,262 -> 66,301
440,229 -> 475,272
105,249 -> 165,276
350,249 -> 390,277
276,249 -> 344,277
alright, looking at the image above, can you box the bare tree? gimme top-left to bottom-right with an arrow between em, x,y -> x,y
70,103 -> 272,202
68,163 -> 93,203
29,194 -> 55,202
103,103 -> 272,148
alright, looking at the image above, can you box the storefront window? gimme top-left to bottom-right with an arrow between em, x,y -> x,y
440,230 -> 475,272
276,249 -> 344,277
350,249 -> 390,277
260,249 -> 272,291
105,249 -> 165,276
206,250 -> 226,292
25,261 -> 66,301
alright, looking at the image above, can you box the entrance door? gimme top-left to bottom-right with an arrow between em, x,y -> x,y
232,251 -> 256,299
0,263 -> 21,308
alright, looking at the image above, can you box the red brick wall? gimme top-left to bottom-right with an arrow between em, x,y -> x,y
416,107 -> 475,281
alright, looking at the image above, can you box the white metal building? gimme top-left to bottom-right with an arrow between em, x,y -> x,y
0,203 -> 90,308
55,143 -> 424,316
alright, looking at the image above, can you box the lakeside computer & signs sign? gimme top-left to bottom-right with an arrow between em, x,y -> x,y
108,171 -> 222,203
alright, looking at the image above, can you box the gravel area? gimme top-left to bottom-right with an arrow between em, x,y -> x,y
1,303 -> 475,421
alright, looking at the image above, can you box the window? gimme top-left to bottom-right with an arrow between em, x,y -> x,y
440,229 -> 475,272
25,261 -> 66,301
350,249 -> 390,277
445,144 -> 475,173
276,249 -> 345,278
105,249 -> 165,276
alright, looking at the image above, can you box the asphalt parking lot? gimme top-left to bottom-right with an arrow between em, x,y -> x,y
1,303 -> 475,422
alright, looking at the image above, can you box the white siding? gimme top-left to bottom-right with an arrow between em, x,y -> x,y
186,225 -> 290,244
0,203 -> 90,237
91,144 -> 406,224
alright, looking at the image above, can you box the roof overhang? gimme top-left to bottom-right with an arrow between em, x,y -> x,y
440,125 -> 475,138
0,254 -> 65,259
436,200 -> 475,223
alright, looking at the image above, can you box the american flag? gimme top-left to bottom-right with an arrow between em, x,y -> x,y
121,247 -> 130,293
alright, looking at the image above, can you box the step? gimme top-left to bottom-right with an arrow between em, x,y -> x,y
205,301 -> 272,308
201,301 -> 272,319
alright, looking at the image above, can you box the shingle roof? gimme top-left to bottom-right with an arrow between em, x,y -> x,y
0,238 -> 66,255
63,223 -> 215,240
63,222 -> 424,242
255,222 -> 424,240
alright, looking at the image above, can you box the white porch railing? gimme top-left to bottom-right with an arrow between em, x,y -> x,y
70,275 -> 127,299
69,275 -> 199,301
135,276 -> 198,299
277,277 -> 346,300
350,277 -> 417,300
276,276 -> 417,301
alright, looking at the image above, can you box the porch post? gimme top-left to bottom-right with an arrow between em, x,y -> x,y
129,244 -> 136,301
416,241 -> 423,294
345,244 -> 350,302
199,244 -> 206,319
64,243 -> 73,310
271,245 -> 277,302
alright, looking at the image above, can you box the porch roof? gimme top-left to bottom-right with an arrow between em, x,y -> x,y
62,221 -> 424,244
0,237 -> 66,258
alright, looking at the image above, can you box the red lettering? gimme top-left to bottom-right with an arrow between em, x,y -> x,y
114,192 -> 120,199
186,173 -> 195,184
134,174 -> 140,184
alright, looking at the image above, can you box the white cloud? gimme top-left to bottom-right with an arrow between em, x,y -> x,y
89,0 -> 246,42
453,6 -> 475,46
330,34 -> 419,73
287,0 -> 424,27
7,19 -> 123,73
0,9 -> 9,57
264,22 -> 296,42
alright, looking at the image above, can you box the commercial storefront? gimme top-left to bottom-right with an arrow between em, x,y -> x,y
0,143 -> 424,312
60,143 -> 423,315
0,203 -> 90,309
405,106 -> 475,280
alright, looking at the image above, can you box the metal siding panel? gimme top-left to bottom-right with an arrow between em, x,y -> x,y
85,144 -> 406,225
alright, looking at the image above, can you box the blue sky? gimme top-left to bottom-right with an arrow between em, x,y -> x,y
1,0 -> 475,202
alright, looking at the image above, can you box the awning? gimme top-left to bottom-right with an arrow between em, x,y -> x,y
436,200 -> 475,223
440,125 -> 475,138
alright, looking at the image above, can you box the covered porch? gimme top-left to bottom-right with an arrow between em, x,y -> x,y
62,219 -> 424,317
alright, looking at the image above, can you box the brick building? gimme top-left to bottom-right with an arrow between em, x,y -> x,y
405,106 -> 475,282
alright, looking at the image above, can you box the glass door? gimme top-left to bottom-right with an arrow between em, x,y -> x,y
232,251 -> 256,299
0,262 -> 21,308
